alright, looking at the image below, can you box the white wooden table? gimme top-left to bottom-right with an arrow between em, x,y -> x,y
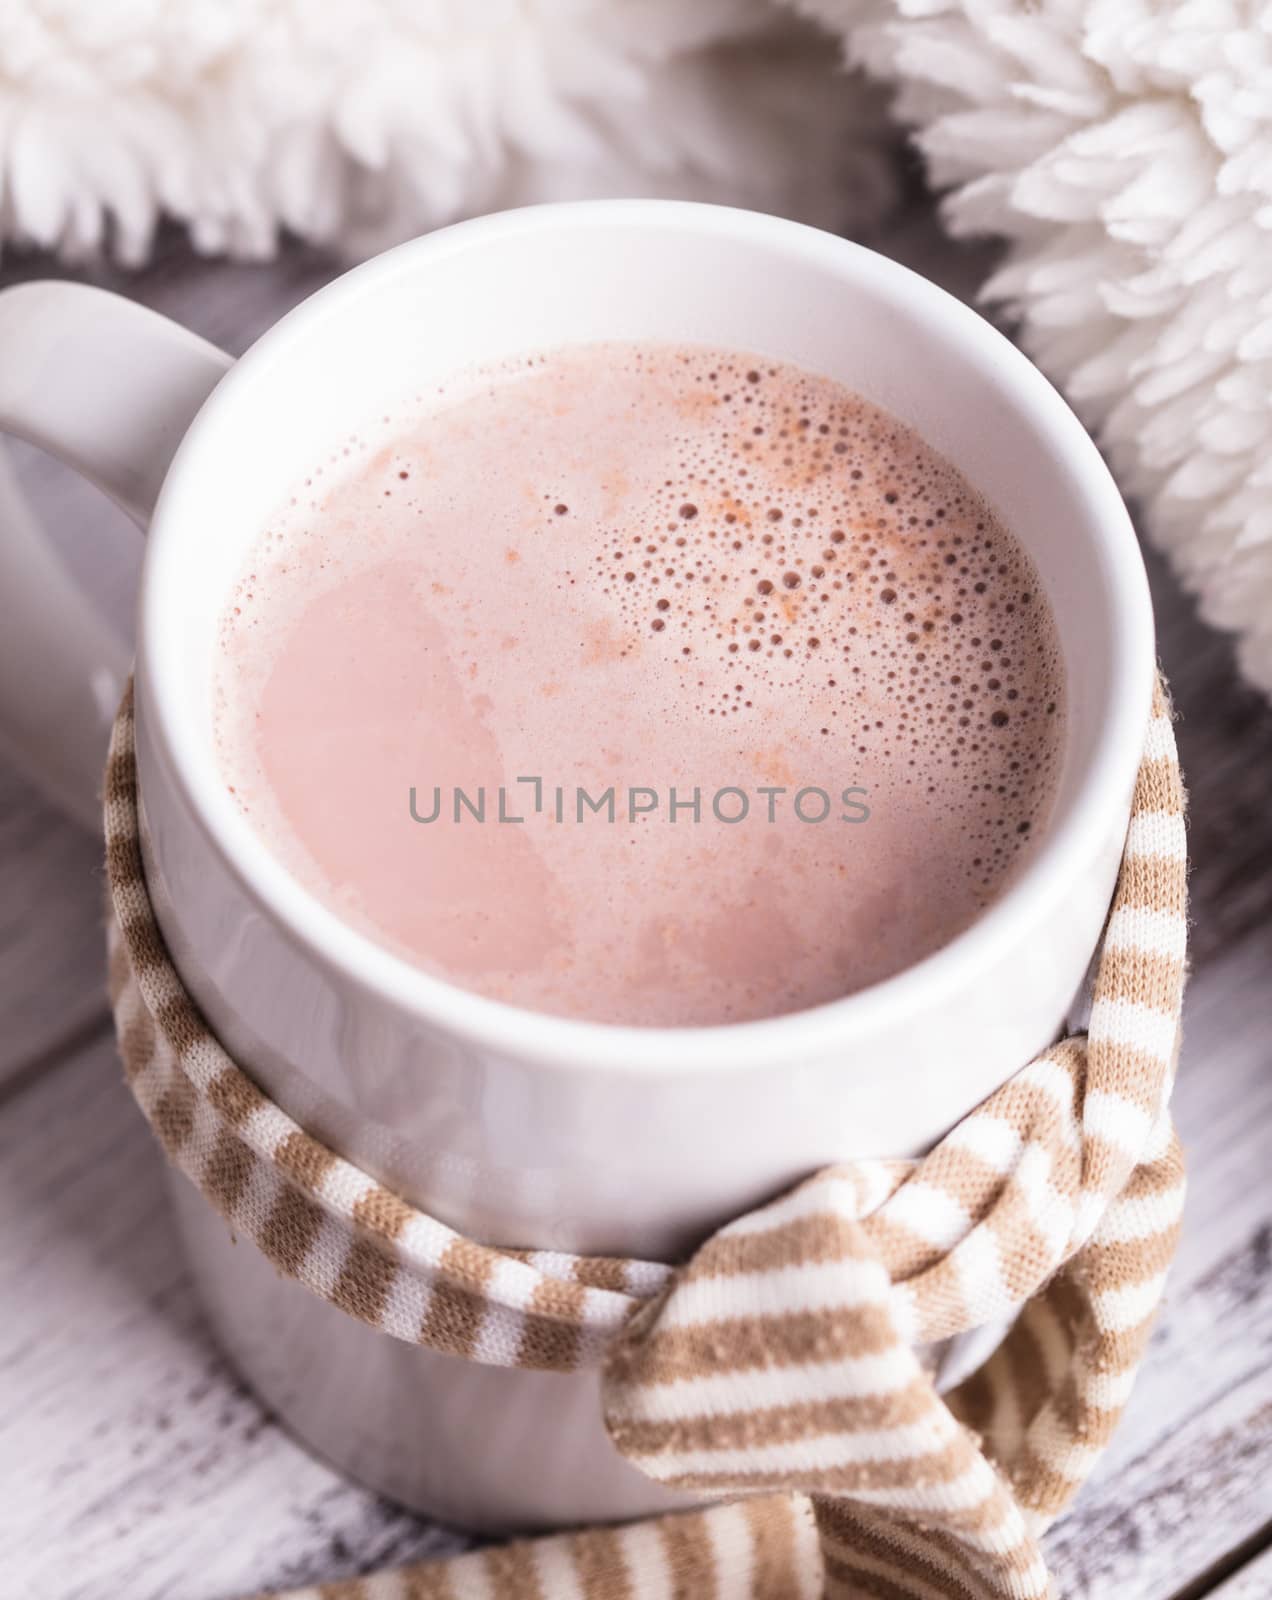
1,224 -> 1269,1600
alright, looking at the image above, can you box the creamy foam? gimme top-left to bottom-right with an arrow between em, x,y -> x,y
215,343 -> 1065,1025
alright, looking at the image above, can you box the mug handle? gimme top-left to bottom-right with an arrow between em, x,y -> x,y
0,282 -> 231,830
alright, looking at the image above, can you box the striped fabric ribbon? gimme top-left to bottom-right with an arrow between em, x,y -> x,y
105,674 -> 1188,1600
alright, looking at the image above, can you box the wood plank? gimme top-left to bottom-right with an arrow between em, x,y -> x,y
0,239 -> 337,1087
0,1030 -> 467,1600
1143,543 -> 1272,968
1,925 -> 1267,1598
1046,921 -> 1272,1598
1,224 -> 1270,1599
0,761 -> 108,1090
1203,1546 -> 1272,1600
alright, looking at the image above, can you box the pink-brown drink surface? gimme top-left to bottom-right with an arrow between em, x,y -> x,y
215,343 -> 1065,1027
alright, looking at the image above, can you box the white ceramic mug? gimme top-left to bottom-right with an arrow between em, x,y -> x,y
0,201 -> 1154,1533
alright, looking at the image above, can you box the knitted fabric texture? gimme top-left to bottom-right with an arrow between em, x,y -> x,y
106,676 -> 1187,1600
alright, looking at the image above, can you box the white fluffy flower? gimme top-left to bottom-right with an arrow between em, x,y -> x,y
0,0 -> 891,262
7,1 -> 1270,694
794,0 -> 1272,693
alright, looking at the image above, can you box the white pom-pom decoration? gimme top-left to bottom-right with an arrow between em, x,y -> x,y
6,0 -> 1271,692
793,0 -> 1272,694
0,0 -> 891,262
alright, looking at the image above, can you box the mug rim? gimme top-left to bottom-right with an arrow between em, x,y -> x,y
139,199 -> 1155,1075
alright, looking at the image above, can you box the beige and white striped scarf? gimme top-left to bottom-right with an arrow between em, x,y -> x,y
105,674 -> 1188,1600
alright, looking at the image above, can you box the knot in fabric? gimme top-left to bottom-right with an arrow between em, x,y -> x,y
105,676 -> 1188,1600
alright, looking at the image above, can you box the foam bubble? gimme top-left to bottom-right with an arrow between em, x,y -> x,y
214,343 -> 1066,1023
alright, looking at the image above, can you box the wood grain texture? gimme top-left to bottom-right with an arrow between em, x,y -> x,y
1204,1547 -> 1272,1600
1144,546 -> 1272,969
0,1030 -> 468,1600
1,928 -> 1265,1600
0,760 -> 106,1091
1046,924 -> 1272,1599
0,235 -> 339,1090
0,224 -> 1268,1600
